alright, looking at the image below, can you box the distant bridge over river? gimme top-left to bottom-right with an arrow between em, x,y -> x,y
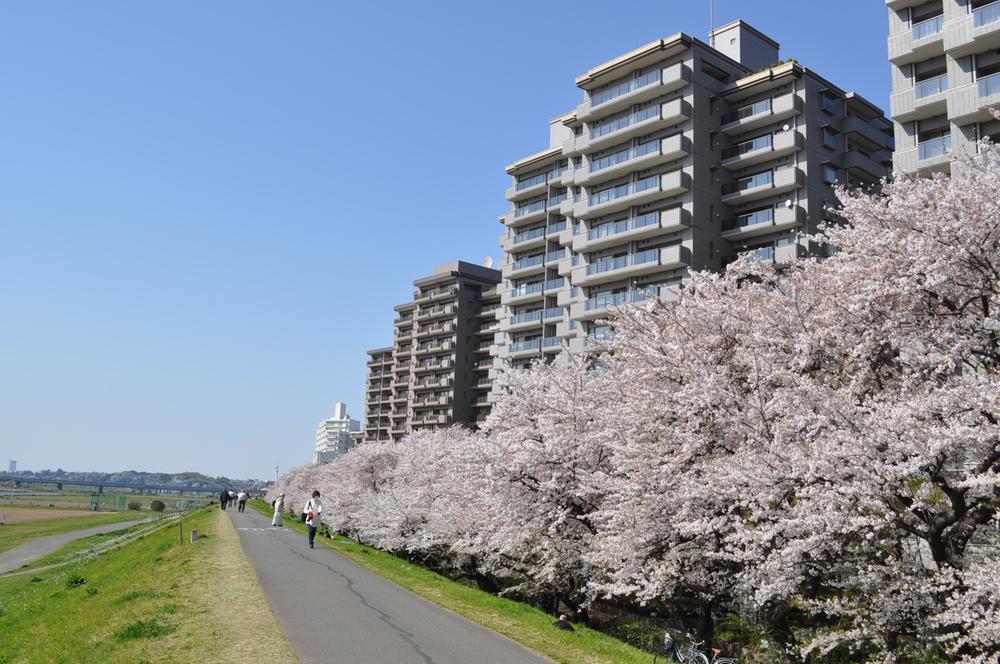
0,474 -> 225,495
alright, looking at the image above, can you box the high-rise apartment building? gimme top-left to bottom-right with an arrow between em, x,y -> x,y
887,0 -> 1000,175
363,261 -> 501,442
363,347 -> 394,442
314,402 -> 361,463
495,20 -> 893,370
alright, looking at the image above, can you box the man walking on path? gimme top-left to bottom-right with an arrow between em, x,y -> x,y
237,490 -> 248,512
219,488 -> 229,511
304,490 -> 322,549
272,493 -> 285,526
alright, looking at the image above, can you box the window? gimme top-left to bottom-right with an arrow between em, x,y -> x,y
820,92 -> 838,114
823,127 -> 838,149
823,164 -> 838,184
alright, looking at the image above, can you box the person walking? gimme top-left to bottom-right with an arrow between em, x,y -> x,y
228,490 -> 236,509
219,489 -> 229,511
304,490 -> 322,549
237,490 -> 248,513
271,493 -> 285,526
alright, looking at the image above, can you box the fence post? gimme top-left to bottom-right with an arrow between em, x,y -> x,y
179,522 -> 183,546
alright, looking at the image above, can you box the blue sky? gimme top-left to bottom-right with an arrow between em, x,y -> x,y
0,1 -> 891,479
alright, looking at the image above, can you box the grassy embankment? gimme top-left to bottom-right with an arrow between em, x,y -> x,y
250,498 -> 651,664
0,508 -> 146,555
0,507 -> 296,664
1,493 -> 205,511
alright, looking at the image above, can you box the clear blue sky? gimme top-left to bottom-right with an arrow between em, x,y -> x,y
0,1 -> 891,480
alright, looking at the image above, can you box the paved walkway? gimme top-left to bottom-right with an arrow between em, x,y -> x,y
229,508 -> 551,664
0,518 -> 147,575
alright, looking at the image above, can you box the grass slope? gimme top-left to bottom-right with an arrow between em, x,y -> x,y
0,510 -> 145,555
0,507 -> 296,664
250,499 -> 651,664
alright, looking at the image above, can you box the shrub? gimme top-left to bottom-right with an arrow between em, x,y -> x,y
149,500 -> 165,512
113,619 -> 177,642
127,502 -> 142,511
65,575 -> 86,588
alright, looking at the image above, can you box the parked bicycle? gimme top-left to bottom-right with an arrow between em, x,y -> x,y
653,632 -> 738,664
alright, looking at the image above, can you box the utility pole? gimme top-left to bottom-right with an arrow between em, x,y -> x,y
274,462 -> 279,485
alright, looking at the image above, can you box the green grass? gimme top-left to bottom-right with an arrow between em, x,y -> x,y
0,507 -> 296,664
1,493 -> 208,511
0,510 -> 146,555
249,499 -> 652,664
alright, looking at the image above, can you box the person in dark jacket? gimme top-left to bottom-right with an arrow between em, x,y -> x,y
553,614 -> 574,631
219,489 -> 229,511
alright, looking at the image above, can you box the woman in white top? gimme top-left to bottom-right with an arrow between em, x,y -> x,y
272,493 -> 285,526
304,490 -> 322,549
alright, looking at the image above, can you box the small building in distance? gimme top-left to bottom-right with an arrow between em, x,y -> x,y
314,402 -> 361,463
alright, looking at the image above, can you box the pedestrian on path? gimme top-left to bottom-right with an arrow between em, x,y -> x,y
228,490 -> 236,509
237,490 -> 248,512
219,489 -> 229,511
304,490 -> 322,549
272,493 -> 285,526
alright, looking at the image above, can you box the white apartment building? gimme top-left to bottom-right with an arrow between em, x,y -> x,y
494,20 -> 893,376
314,402 -> 361,463
888,0 -> 1000,175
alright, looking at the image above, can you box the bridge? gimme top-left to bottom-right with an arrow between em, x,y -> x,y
0,475 -> 225,495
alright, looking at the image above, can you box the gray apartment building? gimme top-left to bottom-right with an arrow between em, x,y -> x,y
362,261 -> 501,442
494,20 -> 894,371
888,0 -> 1000,175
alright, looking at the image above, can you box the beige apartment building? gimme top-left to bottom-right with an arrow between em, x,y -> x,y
888,0 -> 1000,175
362,261 -> 501,442
495,20 -> 894,371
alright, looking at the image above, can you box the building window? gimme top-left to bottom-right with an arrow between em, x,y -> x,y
823,127 -> 838,149
823,164 -> 838,184
820,92 -> 838,114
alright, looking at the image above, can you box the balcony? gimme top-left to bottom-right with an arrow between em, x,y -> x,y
502,309 -> 544,332
414,340 -> 453,356
570,287 -> 677,321
508,339 -> 542,357
503,225 -> 546,252
893,135 -> 952,174
578,63 -> 691,121
888,14 -> 944,64
503,253 -> 545,279
841,116 -> 894,150
505,167 -> 563,202
947,72 -> 1000,123
843,148 -> 891,178
721,167 -> 802,205
584,98 -> 692,152
505,281 -> 544,304
944,1 -> 1000,56
415,323 -> 453,339
891,74 -> 949,122
720,93 -> 802,135
573,245 -> 689,286
576,170 -> 689,219
574,207 -> 690,252
511,198 -> 547,224
721,204 -> 803,242
541,336 -> 563,354
720,130 -> 803,170
578,134 -> 691,186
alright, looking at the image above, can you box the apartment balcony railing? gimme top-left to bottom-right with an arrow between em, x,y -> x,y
511,254 -> 544,271
546,248 -> 566,263
918,135 -> 951,161
541,336 -> 562,350
543,307 -> 563,320
586,248 -> 660,276
588,211 -> 657,241
591,69 -> 661,108
721,98 -> 772,126
589,174 -> 660,207
548,192 -> 568,207
976,0 -> 1000,28
509,310 -> 543,326
720,93 -> 801,134
722,170 -> 773,196
912,14 -> 944,41
590,105 -> 660,140
914,73 -> 948,99
512,226 -> 545,245
544,277 -> 565,290
585,289 -> 654,311
979,71 -> 1000,97
508,282 -> 544,299
509,339 -> 542,353
514,199 -> 546,218
590,140 -> 661,173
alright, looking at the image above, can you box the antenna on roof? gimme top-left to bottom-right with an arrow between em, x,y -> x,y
709,0 -> 715,47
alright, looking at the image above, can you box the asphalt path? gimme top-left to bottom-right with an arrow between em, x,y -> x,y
0,518 -> 147,575
229,507 -> 552,664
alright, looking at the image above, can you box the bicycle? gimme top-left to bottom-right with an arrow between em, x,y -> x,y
653,632 -> 738,664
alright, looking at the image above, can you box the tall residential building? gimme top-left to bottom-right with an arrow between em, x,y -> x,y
8,459 -> 16,473
495,20 -> 893,371
314,402 -> 361,463
888,0 -> 1000,176
363,261 -> 501,442
363,347 -> 394,442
